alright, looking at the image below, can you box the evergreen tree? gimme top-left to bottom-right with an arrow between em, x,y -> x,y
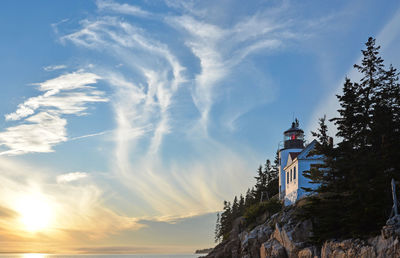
332,78 -> 361,148
380,65 -> 400,172
254,165 -> 267,202
302,116 -> 336,192
301,37 -> 400,242
265,158 -> 279,198
273,151 -> 280,175
219,201 -> 232,241
231,196 -> 239,218
245,187 -> 256,207
244,188 -> 251,208
214,154 -> 282,243
300,116 -> 348,241
238,194 -> 245,215
264,159 -> 272,185
353,37 -> 386,147
214,213 -> 221,243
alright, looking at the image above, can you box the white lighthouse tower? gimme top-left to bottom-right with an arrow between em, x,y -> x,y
278,119 -> 304,201
278,119 -> 324,205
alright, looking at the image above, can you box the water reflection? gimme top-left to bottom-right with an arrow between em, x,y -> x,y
23,254 -> 46,258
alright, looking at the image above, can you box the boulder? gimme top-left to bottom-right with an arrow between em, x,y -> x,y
260,239 -> 287,258
321,239 -> 376,258
240,222 -> 274,258
270,219 -> 314,257
297,247 -> 319,258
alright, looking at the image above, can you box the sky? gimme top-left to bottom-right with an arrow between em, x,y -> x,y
0,0 -> 400,254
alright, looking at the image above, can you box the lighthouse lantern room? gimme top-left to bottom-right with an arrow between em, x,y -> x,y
283,120 -> 304,149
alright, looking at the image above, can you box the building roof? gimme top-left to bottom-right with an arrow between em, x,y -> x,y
289,152 -> 300,160
285,152 -> 301,168
297,139 -> 319,160
284,140 -> 321,170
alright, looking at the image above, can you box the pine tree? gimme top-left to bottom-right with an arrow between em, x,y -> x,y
214,212 -> 221,243
302,116 -> 336,193
231,196 -> 239,218
245,187 -> 256,207
238,194 -> 245,215
301,37 -> 400,242
265,158 -> 279,198
219,201 -> 232,241
254,165 -> 267,202
380,65 -> 400,172
244,188 -> 251,208
332,78 -> 361,149
353,37 -> 386,147
273,151 -> 279,176
264,160 -> 272,185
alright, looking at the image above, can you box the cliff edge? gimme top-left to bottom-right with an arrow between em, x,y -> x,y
203,200 -> 400,258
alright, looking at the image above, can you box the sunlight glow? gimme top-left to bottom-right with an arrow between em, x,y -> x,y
16,194 -> 53,232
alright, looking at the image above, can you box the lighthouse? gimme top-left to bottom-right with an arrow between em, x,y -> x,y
278,119 -> 304,201
278,119 -> 324,205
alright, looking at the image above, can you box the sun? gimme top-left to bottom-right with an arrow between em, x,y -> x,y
16,194 -> 53,232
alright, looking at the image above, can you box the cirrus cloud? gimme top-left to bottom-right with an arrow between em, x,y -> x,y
57,172 -> 89,183
0,72 -> 108,155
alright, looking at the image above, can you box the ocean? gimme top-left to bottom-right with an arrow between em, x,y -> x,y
0,255 -> 201,258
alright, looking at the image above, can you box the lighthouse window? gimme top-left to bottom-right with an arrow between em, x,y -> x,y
294,166 -> 296,180
290,169 -> 292,182
287,172 -> 289,184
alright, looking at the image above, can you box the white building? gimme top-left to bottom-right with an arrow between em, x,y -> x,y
278,120 -> 323,206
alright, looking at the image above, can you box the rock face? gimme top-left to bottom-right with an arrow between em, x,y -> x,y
320,215 -> 400,258
204,208 -> 400,258
259,208 -> 317,258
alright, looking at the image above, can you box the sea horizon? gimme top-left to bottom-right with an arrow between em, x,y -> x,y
0,254 -> 201,258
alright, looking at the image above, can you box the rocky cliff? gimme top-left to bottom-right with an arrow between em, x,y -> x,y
204,201 -> 400,258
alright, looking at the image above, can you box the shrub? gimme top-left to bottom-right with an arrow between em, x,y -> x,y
244,198 -> 282,227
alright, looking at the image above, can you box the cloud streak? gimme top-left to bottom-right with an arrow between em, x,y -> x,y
0,72 -> 107,155
97,0 -> 151,18
54,0 -> 309,219
44,64 -> 67,71
57,172 -> 89,183
166,7 -> 298,131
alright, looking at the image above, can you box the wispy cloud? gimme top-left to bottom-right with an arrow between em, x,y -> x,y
55,0 -> 307,219
57,172 -> 88,183
166,6 -> 298,131
69,130 -> 111,141
5,72 -> 105,121
63,15 -> 185,156
0,112 -> 67,155
0,72 -> 107,155
44,64 -> 67,71
96,0 -> 151,17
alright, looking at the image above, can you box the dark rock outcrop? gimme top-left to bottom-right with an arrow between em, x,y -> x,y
204,203 -> 400,258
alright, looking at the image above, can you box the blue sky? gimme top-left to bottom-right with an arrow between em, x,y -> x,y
0,0 -> 399,253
